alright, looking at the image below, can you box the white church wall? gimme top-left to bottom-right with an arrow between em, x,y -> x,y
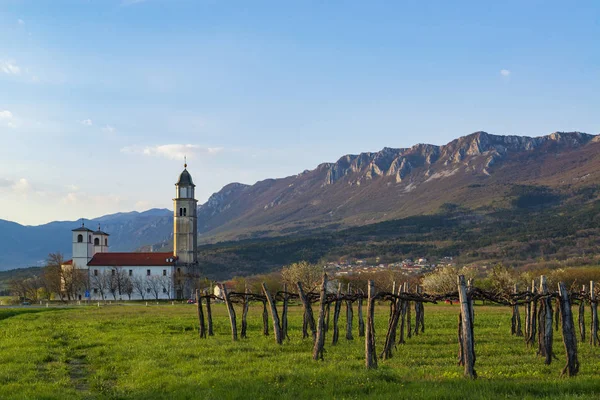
89,266 -> 176,301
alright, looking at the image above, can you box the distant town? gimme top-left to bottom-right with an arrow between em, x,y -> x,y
325,256 -> 456,278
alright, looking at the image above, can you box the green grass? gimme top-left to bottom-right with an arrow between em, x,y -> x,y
1,303 -> 599,399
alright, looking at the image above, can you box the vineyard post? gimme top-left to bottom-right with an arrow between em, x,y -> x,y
358,289 -> 365,337
313,273 -> 328,361
458,275 -> 476,379
398,282 -> 406,344
558,282 -> 579,377
241,286 -> 249,339
220,283 -> 238,341
262,283 -> 282,345
196,289 -> 206,339
365,280 -> 377,369
512,283 -> 523,336
332,282 -> 342,345
538,275 -> 553,365
590,280 -> 598,346
297,282 -> 316,340
262,300 -> 269,336
346,283 -> 354,340
282,284 -> 289,340
578,284 -> 586,342
205,289 -> 214,336
406,281 -> 412,339
527,279 -> 538,347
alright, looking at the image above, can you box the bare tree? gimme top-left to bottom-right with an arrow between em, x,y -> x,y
131,275 -> 147,300
281,261 -> 322,293
159,274 -> 173,300
147,276 -> 163,300
91,271 -> 110,300
108,270 -> 119,300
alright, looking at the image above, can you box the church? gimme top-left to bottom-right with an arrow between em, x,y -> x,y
61,165 -> 199,301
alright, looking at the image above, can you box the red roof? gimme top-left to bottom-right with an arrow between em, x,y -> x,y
63,259 -> 73,265
87,252 -> 176,267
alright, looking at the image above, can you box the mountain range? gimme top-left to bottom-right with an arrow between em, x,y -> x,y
1,130 -> 599,271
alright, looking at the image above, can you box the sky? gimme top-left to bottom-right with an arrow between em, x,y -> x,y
0,0 -> 598,226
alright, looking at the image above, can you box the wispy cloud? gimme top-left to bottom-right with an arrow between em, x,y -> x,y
500,69 -> 511,77
0,110 -> 13,119
0,60 -> 21,75
103,125 -> 116,133
80,119 -> 93,126
121,144 -> 224,160
18,19 -> 25,25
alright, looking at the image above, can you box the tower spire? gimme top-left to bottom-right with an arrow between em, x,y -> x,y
184,155 -> 187,169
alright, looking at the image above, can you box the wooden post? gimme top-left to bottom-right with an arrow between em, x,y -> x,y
220,283 -> 238,341
346,283 -> 354,340
579,284 -> 586,342
406,282 -> 412,339
558,282 -> 579,377
262,300 -> 269,336
332,282 -> 342,345
525,285 -> 531,339
417,285 -> 424,334
381,287 -> 401,360
313,273 -> 328,361
325,301 -> 331,333
527,279 -> 538,347
205,289 -> 214,336
590,281 -> 598,346
281,284 -> 289,340
262,283 -> 283,345
365,280 -> 377,369
467,278 -> 474,323
512,284 -> 523,336
297,282 -> 316,340
537,276 -> 553,365
241,287 -> 249,339
458,275 -> 476,379
398,282 -> 406,344
196,289 -> 206,339
554,297 -> 560,332
358,291 -> 365,337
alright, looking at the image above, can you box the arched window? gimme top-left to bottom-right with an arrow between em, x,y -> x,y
77,234 -> 83,243
94,238 -> 100,246
179,208 -> 183,216
183,208 -> 187,216
105,238 -> 108,246
88,235 -> 91,243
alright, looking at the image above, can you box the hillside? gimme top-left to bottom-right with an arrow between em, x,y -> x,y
197,131 -> 600,242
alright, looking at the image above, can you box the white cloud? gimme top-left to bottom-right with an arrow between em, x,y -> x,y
121,144 -> 224,160
18,19 -> 25,25
0,60 -> 21,75
12,178 -> 32,195
7,122 -> 17,129
0,178 -> 13,188
500,69 -> 511,77
135,200 -> 151,210
103,125 -> 116,133
80,119 -> 93,126
0,110 -> 13,119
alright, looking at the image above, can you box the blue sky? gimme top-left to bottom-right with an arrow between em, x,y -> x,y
1,0 -> 598,225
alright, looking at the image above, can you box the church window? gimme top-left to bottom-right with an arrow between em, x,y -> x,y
179,208 -> 183,216
129,270 -> 133,276
77,234 -> 83,243
147,269 -> 151,276
88,235 -> 91,243
146,288 -> 151,293
105,239 -> 108,246
111,269 -> 115,276
163,269 -> 167,276
93,288 -> 98,294
183,208 -> 187,216
94,269 -> 98,276
177,267 -> 181,275
162,288 -> 167,293
94,238 -> 99,246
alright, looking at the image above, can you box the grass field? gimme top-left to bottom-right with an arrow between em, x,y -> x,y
1,303 -> 599,399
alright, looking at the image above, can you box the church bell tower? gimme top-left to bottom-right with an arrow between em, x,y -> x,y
173,162 -> 198,265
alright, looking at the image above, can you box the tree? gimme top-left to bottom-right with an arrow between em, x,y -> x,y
147,276 -> 163,300
131,275 -> 147,300
281,261 -> 322,293
91,271 -> 110,300
422,266 -> 475,294
108,270 -> 119,300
